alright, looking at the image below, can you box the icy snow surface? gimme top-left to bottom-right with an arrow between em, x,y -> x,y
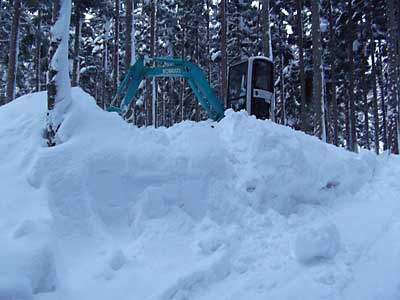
1,88 -> 400,300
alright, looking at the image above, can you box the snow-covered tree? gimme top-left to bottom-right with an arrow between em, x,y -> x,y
46,0 -> 72,147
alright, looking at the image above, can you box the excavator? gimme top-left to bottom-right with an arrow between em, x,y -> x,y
107,55 -> 274,122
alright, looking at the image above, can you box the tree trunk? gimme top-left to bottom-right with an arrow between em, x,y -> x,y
113,0 -> 120,94
35,9 -> 42,92
152,78 -> 156,127
261,0 -> 274,121
278,13 -> 285,125
125,0 -> 137,69
220,0 -> 227,107
147,0 -> 156,125
386,0 -> 399,153
71,0 -> 82,87
180,25 -> 186,122
345,80 -> 351,148
368,11 -> 380,154
280,52 -> 285,125
377,39 -> 388,151
361,49 -> 370,150
261,0 -> 272,59
102,19 -> 111,108
323,72 -> 329,143
125,0 -> 133,70
46,0 -> 72,147
328,0 -> 338,146
195,20 -> 200,122
311,0 -> 326,141
206,0 -> 211,83
6,0 -> 21,101
296,0 -> 306,132
347,0 -> 357,152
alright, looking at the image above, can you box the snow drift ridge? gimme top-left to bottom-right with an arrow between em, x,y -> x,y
1,88 -> 400,300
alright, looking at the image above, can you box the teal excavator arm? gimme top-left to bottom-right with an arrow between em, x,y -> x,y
107,56 -> 225,122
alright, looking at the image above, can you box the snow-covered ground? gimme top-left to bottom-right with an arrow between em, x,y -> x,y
1,88 -> 400,300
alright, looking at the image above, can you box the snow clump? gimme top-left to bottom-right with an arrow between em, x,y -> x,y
293,223 -> 341,262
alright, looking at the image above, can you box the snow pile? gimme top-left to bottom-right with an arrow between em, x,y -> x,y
1,88 -> 400,300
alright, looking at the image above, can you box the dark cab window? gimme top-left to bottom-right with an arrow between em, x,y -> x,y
227,61 -> 248,111
251,59 -> 274,120
253,59 -> 274,93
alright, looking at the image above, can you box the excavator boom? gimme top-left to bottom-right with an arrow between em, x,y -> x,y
108,56 -> 225,121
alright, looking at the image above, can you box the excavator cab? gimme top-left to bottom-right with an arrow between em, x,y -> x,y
227,57 -> 274,120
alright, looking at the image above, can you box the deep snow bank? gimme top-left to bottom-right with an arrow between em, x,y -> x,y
1,89 -> 400,300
